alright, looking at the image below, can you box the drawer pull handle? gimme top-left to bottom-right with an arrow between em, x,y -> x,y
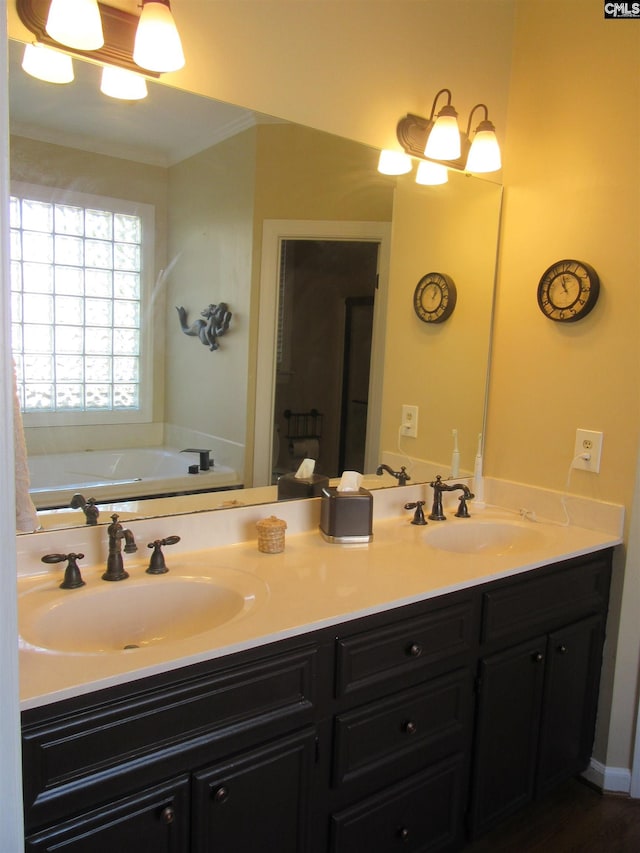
160,806 -> 175,825
408,643 -> 423,658
532,652 -> 544,663
213,786 -> 229,803
403,720 -> 418,735
398,826 -> 410,842
558,644 -> 568,654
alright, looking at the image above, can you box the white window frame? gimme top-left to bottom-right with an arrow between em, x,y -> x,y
10,182 -> 155,427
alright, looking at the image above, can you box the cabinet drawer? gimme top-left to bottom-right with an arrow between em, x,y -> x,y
481,553 -> 611,646
25,775 -> 190,853
333,668 -> 472,789
23,644 -> 318,830
336,598 -> 476,697
331,754 -> 466,853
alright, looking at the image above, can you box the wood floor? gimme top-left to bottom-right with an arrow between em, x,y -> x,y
464,779 -> 640,852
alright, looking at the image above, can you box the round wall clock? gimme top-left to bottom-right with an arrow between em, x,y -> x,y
413,272 -> 457,324
537,259 -> 600,322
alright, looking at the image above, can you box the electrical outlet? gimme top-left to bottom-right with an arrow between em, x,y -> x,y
401,405 -> 418,438
572,429 -> 603,473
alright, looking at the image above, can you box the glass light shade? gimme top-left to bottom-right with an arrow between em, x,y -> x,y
22,44 -> 74,84
377,149 -> 412,176
424,109 -> 461,161
133,1 -> 185,73
415,161 -> 448,186
46,0 -> 104,50
100,66 -> 148,100
465,127 -> 502,173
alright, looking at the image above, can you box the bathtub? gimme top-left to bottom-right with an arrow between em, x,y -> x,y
28,448 -> 242,510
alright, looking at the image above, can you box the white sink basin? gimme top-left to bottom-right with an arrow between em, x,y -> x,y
20,571 -> 267,655
424,519 -> 545,556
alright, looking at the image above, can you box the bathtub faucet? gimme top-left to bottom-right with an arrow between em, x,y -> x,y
181,448 -> 213,471
69,493 -> 100,525
103,513 -> 137,581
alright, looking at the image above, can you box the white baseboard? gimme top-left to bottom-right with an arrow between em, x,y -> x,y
582,758 -> 632,794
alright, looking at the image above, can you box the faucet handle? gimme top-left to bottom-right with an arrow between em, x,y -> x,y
42,552 -> 86,589
404,501 -> 427,526
146,535 -> 181,575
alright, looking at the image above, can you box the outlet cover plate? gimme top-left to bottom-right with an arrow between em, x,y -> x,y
401,405 -> 418,438
573,429 -> 603,473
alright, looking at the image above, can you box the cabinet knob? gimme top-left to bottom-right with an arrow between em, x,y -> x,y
213,785 -> 229,803
160,806 -> 175,825
403,720 -> 418,735
398,826 -> 410,842
558,644 -> 568,654
532,652 -> 544,663
407,643 -> 423,658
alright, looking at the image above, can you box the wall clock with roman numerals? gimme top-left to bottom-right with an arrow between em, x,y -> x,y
413,272 -> 457,323
537,259 -> 600,322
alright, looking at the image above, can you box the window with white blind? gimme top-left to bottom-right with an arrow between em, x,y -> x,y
9,184 -> 154,425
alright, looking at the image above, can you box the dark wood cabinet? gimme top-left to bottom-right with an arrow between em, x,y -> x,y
25,776 -> 191,853
21,550 -> 613,852
192,729 -> 316,853
468,551 -> 611,838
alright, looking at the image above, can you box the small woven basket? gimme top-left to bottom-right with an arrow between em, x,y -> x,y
256,515 -> 287,554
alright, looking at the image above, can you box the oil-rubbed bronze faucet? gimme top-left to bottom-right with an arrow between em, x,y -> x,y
103,513 -> 137,581
376,463 -> 411,486
69,493 -> 100,525
428,475 -> 474,520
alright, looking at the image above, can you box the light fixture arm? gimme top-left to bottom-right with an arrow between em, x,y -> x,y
428,88 -> 454,122
466,103 -> 490,136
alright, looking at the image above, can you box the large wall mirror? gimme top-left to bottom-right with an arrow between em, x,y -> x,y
8,38 -> 502,533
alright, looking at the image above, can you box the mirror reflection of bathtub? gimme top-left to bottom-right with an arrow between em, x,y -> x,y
29,447 -> 241,510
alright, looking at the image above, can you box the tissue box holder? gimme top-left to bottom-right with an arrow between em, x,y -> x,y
319,487 -> 373,544
277,472 -> 329,500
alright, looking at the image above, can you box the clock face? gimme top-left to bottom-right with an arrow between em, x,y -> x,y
413,273 -> 457,323
537,260 -> 600,322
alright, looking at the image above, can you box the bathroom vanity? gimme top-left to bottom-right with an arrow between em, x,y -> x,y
19,506 -> 614,853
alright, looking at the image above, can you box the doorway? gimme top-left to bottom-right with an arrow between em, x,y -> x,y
253,220 -> 392,487
272,240 -> 378,479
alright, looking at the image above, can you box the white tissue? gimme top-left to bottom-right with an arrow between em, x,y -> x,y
295,457 -> 316,479
337,470 -> 363,492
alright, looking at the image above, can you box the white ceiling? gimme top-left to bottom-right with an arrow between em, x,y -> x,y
8,39 -> 276,166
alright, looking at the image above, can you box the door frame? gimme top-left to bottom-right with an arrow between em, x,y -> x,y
253,220 -> 391,487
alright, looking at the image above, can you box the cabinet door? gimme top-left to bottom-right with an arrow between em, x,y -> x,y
192,729 -> 316,853
468,636 -> 546,836
25,776 -> 190,853
537,614 -> 604,795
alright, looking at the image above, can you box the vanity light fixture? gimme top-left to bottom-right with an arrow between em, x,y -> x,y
133,0 -> 185,73
395,95 -> 502,175
21,42 -> 74,83
465,104 -> 502,173
415,160 -> 448,186
377,149 -> 412,176
424,88 -> 461,161
16,0 -> 186,76
45,0 -> 104,51
100,65 -> 148,100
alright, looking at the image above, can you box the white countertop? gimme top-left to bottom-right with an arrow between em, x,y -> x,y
18,501 -> 622,711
